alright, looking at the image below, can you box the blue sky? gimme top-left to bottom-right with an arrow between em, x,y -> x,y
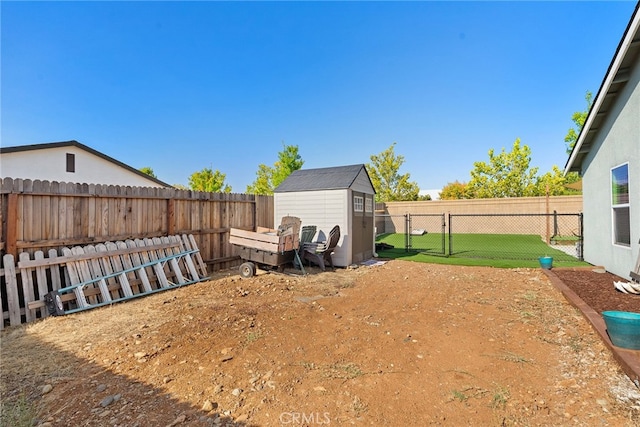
2,1 -> 637,191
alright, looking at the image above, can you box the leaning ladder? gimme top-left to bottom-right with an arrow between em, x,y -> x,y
45,249 -> 205,315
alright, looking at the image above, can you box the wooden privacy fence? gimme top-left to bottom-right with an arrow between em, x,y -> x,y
0,178 -> 274,269
0,178 -> 274,328
0,234 -> 208,329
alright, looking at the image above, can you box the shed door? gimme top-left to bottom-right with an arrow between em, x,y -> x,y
352,192 -> 374,263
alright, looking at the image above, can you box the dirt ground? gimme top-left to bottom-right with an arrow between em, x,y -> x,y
2,260 -> 640,427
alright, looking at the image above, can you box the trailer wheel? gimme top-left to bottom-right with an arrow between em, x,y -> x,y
239,262 -> 256,278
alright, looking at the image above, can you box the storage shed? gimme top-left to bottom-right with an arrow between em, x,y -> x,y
274,164 -> 376,267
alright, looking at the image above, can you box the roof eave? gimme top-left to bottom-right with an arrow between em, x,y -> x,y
1,140 -> 173,187
564,3 -> 640,176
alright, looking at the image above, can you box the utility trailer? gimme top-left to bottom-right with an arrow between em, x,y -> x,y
229,216 -> 302,278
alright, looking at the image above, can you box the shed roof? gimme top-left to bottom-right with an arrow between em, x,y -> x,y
0,140 -> 172,187
564,3 -> 640,174
274,164 -> 375,193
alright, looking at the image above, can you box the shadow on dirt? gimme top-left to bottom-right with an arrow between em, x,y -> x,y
0,324 -> 254,427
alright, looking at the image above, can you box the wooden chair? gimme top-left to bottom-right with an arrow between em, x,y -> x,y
302,225 -> 340,271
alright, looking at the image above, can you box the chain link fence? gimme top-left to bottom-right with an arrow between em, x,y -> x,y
375,214 -> 446,256
448,212 -> 583,262
375,211 -> 583,263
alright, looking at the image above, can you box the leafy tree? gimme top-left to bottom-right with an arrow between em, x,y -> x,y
467,139 -> 539,198
565,91 -> 593,154
188,167 -> 232,193
439,181 -> 469,200
139,167 -> 157,178
246,143 -> 304,195
536,166 -> 582,196
367,142 -> 421,202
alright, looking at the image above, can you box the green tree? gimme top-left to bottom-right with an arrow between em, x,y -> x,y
565,91 -> 593,154
467,139 -> 539,198
536,166 -> 582,196
188,167 -> 232,193
246,143 -> 304,195
367,142 -> 421,202
439,181 -> 469,200
139,167 -> 157,178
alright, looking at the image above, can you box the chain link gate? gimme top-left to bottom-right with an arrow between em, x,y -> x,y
407,214 -> 446,255
375,213 -> 446,255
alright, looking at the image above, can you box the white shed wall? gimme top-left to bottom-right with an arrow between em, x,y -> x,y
0,146 -> 164,187
581,58 -> 640,279
274,189 -> 352,266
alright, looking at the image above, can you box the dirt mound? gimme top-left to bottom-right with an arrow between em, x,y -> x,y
2,260 -> 639,426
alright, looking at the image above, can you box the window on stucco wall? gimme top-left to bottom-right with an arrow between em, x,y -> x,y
611,163 -> 630,246
66,153 -> 75,173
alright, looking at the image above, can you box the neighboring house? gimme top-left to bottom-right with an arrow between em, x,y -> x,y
565,4 -> 640,280
274,164 -> 376,267
0,140 -> 171,187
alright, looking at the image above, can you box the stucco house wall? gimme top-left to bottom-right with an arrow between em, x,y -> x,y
565,4 -> 639,280
581,57 -> 639,279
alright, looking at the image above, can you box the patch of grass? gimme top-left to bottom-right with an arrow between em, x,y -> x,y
375,233 -> 589,268
245,329 -> 263,343
1,394 -> 39,427
499,351 -> 531,364
299,361 -> 316,370
491,386 -> 510,409
450,386 -> 490,403
519,310 -> 537,320
452,389 -> 468,402
567,336 -> 583,353
336,281 -> 355,289
324,362 -> 364,380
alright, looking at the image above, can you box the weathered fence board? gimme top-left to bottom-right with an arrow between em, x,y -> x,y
0,178 -> 275,273
1,234 -> 208,328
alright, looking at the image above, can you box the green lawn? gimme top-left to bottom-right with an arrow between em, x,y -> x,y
375,233 -> 589,268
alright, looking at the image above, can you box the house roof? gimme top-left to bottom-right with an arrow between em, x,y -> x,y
274,164 -> 375,193
565,2 -> 640,174
0,140 -> 172,187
